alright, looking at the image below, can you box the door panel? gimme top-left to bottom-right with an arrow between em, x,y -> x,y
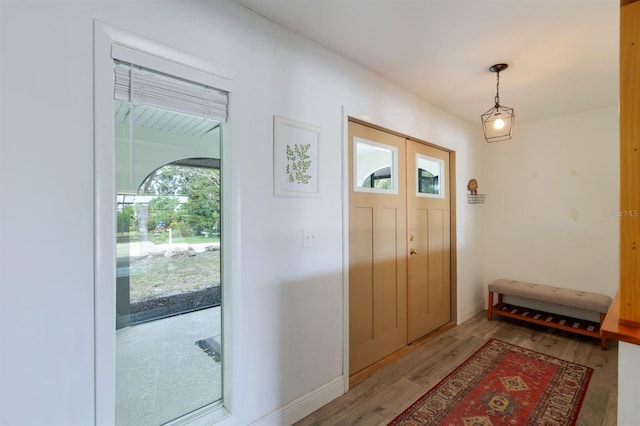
377,207 -> 401,333
427,208 -> 446,311
349,121 -> 407,375
412,208 -> 429,318
407,140 -> 451,342
350,206 -> 374,346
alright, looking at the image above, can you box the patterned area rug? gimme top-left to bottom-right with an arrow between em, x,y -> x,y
388,339 -> 593,426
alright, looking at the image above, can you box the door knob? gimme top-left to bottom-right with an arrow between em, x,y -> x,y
410,248 -> 418,255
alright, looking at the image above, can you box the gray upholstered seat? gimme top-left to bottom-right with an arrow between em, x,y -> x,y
488,278 -> 612,313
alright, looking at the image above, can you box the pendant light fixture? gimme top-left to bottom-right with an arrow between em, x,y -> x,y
481,63 -> 515,143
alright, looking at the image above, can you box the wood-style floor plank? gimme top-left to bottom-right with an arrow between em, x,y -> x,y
295,311 -> 618,426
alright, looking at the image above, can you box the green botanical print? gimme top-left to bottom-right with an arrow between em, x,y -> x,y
285,143 -> 312,184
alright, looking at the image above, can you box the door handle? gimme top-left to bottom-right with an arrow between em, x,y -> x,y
410,248 -> 418,255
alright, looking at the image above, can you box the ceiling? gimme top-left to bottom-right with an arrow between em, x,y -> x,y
114,102 -> 220,137
234,0 -> 619,126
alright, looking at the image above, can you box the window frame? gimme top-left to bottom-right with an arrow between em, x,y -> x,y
94,21 -> 234,425
415,153 -> 445,199
353,136 -> 399,195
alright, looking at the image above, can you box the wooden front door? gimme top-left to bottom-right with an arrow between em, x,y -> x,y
348,121 -> 408,374
348,120 -> 452,375
406,140 -> 451,342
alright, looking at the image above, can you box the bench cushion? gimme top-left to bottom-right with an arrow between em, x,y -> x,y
488,279 -> 612,313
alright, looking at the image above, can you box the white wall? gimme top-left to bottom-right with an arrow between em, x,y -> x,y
483,107 -> 619,302
0,1 -> 484,425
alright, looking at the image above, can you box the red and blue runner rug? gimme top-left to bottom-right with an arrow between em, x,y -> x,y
388,338 -> 593,425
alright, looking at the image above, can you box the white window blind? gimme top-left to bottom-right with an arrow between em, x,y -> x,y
114,61 -> 228,123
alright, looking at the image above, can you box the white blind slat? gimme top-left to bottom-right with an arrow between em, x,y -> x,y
114,62 -> 228,123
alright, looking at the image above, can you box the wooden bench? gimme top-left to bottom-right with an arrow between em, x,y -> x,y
487,279 -> 613,349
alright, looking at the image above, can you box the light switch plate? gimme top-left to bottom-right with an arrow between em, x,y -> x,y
303,228 -> 318,248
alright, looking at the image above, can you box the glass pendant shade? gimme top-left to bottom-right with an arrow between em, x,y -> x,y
481,104 -> 514,142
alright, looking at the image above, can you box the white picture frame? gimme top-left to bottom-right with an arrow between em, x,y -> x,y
273,115 -> 321,197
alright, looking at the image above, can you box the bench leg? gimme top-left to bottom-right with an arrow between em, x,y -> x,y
488,292 -> 494,321
600,313 -> 608,350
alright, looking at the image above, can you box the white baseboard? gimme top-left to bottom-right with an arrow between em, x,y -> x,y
458,299 -> 485,324
251,376 -> 345,426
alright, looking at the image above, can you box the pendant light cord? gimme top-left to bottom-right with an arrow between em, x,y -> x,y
494,71 -> 501,107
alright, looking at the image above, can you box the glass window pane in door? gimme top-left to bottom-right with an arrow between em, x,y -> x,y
114,100 -> 222,425
354,137 -> 398,193
416,154 -> 445,198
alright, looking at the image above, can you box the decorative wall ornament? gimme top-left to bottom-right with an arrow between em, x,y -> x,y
467,178 -> 486,204
273,115 -> 321,197
467,178 -> 478,194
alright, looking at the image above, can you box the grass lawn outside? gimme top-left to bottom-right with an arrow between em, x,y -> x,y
129,249 -> 221,302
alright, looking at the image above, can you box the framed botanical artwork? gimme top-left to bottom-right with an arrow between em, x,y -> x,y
273,115 -> 321,197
